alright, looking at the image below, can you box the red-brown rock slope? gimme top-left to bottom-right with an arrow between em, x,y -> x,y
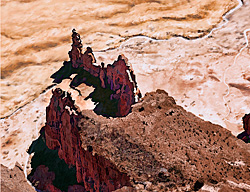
33,88 -> 250,191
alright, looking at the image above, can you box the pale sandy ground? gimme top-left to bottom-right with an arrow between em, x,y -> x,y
1,0 -> 250,175
1,0 -> 238,117
94,0 -> 250,136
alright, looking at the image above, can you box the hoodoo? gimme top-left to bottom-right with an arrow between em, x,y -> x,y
27,88 -> 131,191
50,29 -> 141,117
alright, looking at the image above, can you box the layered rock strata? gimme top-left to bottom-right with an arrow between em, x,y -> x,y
30,89 -> 250,191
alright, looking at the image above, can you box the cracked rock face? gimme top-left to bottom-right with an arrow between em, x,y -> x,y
29,89 -> 250,191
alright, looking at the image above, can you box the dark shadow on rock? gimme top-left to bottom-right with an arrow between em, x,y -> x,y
50,29 -> 141,118
237,131 -> 250,143
51,63 -> 119,117
86,86 -> 118,117
50,61 -> 78,84
70,68 -> 119,117
27,128 -> 85,192
237,113 -> 250,143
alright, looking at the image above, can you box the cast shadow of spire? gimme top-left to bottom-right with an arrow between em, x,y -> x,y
50,29 -> 141,117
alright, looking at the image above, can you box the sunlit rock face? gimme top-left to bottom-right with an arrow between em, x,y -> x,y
1,0 -> 238,117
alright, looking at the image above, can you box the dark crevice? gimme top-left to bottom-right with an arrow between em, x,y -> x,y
193,179 -> 204,191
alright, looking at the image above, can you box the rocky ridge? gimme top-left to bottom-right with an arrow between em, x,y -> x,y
28,89 -> 250,191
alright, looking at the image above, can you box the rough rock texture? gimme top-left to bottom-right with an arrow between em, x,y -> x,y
32,89 -> 250,191
77,89 -> 250,191
37,88 -> 131,191
1,163 -> 35,192
29,165 -> 61,192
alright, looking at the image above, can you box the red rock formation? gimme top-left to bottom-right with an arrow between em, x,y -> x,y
68,29 -> 83,68
52,29 -> 141,117
44,88 -> 131,191
29,165 -> 61,192
68,185 -> 86,192
78,48 -> 136,117
110,56 -> 135,116
29,89 -> 250,191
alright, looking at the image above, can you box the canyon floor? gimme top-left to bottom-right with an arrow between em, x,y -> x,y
1,0 -> 250,191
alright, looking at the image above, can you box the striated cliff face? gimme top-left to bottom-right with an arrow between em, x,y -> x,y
30,88 -> 131,192
29,88 -> 250,191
